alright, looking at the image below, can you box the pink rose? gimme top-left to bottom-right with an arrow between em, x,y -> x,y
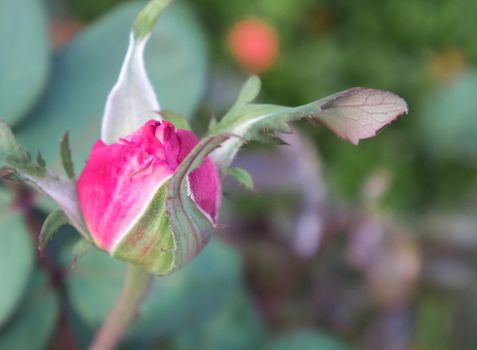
77,119 -> 221,272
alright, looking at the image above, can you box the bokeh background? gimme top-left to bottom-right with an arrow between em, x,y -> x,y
1,0 -> 477,349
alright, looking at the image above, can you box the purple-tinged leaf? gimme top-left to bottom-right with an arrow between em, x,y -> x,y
209,76 -> 408,176
315,87 -> 408,145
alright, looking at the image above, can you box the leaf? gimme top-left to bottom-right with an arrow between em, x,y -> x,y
0,271 -> 59,350
132,0 -> 173,40
39,209 -> 69,251
208,117 -> 217,131
414,295 -> 456,350
234,75 -> 261,106
0,0 -> 49,125
161,110 -> 192,130
63,239 -> 242,342
209,77 -> 408,177
36,152 -> 46,169
228,167 -> 254,191
419,70 -> 477,159
0,119 -> 45,177
0,120 -> 89,240
72,238 -> 94,256
267,330 -> 350,350
313,87 -> 409,145
172,290 -> 265,350
71,238 -> 95,266
0,119 -> 29,169
16,1 -> 208,174
0,197 -> 34,327
60,132 -> 76,180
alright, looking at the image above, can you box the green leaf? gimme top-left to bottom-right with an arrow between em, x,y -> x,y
0,271 -> 59,350
228,167 -> 254,191
267,330 -> 350,350
0,197 -> 34,327
208,117 -> 217,131
60,132 -> 76,180
0,0 -> 49,125
209,77 -> 408,177
112,185 -> 176,275
414,294 -> 456,350
64,239 -> 243,342
172,290 -> 266,350
72,238 -> 94,261
420,70 -> 477,159
39,209 -> 69,251
0,121 -> 89,240
0,119 -> 28,169
133,0 -> 173,40
36,152 -> 46,169
161,110 -> 192,130
234,75 -> 261,106
17,1 -> 207,173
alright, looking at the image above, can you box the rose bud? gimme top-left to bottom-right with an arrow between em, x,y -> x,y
77,119 -> 221,275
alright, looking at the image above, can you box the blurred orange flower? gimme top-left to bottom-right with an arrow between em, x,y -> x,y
227,18 -> 279,74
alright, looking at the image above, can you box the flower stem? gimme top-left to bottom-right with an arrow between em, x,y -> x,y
89,264 -> 152,350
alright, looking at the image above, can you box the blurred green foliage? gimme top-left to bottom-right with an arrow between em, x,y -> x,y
0,190 -> 33,328
0,272 -> 58,350
267,330 -> 350,350
1,0 -> 477,349
186,0 -> 477,215
0,0 -> 49,125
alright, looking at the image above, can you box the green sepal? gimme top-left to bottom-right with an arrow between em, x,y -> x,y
72,238 -> 94,262
60,132 -> 75,180
208,117 -> 217,131
161,110 -> 191,130
234,75 -> 261,106
1,119 -> 45,177
39,209 -> 68,251
132,0 -> 173,41
166,133 -> 232,269
228,167 -> 254,191
112,184 -> 176,275
111,134 -> 232,276
36,152 -> 46,169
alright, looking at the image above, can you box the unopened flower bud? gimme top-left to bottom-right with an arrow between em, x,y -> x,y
77,119 -> 221,274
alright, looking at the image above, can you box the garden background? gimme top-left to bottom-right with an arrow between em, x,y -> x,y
1,0 -> 477,349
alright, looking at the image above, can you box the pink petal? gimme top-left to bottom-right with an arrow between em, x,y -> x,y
78,126 -> 175,251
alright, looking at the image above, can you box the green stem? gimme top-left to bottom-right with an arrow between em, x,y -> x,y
89,264 -> 152,350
